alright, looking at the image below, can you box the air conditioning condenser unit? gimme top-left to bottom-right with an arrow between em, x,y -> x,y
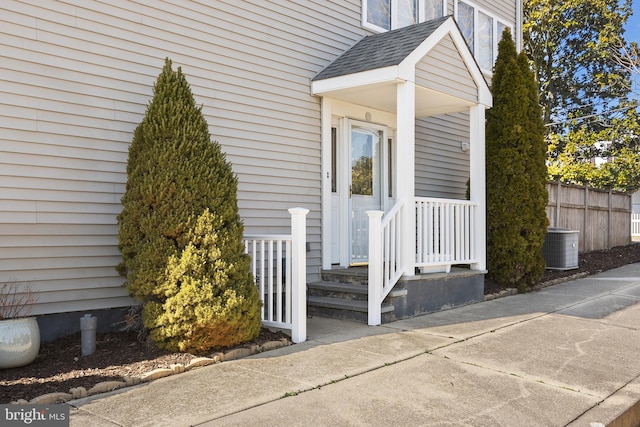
542,228 -> 579,270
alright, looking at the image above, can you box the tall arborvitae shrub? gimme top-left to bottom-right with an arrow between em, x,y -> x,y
517,50 -> 549,285
117,58 -> 261,353
486,30 -> 548,290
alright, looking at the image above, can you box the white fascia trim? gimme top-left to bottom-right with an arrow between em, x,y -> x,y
311,66 -> 402,95
400,17 -> 492,108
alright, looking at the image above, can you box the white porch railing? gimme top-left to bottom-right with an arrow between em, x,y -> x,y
633,213 -> 640,237
415,197 -> 477,271
367,200 -> 405,326
243,207 -> 308,343
367,197 -> 477,325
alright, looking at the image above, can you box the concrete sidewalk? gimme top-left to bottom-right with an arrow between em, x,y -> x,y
69,264 -> 640,426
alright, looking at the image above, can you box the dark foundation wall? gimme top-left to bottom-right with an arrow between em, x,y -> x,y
36,307 -> 132,343
385,270 -> 485,322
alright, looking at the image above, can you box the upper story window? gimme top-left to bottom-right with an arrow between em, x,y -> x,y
363,0 -> 445,33
455,1 -> 512,72
362,0 -> 514,74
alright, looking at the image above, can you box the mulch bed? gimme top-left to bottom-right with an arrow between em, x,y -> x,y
2,242 -> 640,404
484,242 -> 640,295
0,328 -> 288,404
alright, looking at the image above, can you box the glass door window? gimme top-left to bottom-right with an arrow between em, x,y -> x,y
350,125 -> 383,265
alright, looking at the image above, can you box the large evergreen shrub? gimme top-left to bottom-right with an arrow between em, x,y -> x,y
117,59 -> 261,353
486,30 -> 549,289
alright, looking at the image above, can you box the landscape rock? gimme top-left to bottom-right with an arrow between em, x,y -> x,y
30,392 -> 73,404
171,364 -> 185,374
140,368 -> 174,382
260,340 -> 286,351
186,357 -> 216,370
88,381 -> 126,395
125,377 -> 141,386
223,347 -> 254,361
69,387 -> 87,399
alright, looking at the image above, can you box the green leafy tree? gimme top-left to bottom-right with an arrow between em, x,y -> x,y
351,156 -> 373,195
524,0 -> 640,192
547,107 -> 640,191
524,0 -> 633,129
486,29 -> 549,289
117,59 -> 261,353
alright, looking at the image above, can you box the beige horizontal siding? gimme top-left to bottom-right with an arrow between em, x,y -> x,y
470,0 -> 517,23
415,112 -> 471,199
416,34 -> 478,103
0,0 -> 367,315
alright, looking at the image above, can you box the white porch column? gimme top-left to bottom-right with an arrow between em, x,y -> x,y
396,80 -> 416,276
469,104 -> 486,271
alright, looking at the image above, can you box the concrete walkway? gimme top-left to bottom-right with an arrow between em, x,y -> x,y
69,264 -> 640,426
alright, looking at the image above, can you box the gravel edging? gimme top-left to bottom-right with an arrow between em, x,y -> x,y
483,288 -> 518,301
10,338 -> 291,405
529,272 -> 589,291
483,271 -> 590,302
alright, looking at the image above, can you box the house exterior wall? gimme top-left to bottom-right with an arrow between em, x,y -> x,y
0,0 -> 368,316
413,28 -> 474,200
415,113 -> 471,199
415,0 -> 520,201
415,35 -> 478,103
1,0 -> 516,319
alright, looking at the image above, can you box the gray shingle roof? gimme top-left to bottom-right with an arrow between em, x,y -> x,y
313,16 -> 450,81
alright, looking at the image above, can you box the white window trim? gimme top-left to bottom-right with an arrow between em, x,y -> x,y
362,0 -> 447,33
363,0 -> 391,33
454,0 -> 514,73
418,0 -> 447,26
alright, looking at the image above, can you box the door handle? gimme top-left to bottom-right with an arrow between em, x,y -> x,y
349,185 -> 352,198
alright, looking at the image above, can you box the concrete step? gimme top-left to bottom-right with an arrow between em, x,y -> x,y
307,295 -> 395,323
308,270 -> 407,324
308,281 -> 408,299
307,296 -> 394,313
320,268 -> 369,286
309,267 -> 485,324
308,281 -> 367,302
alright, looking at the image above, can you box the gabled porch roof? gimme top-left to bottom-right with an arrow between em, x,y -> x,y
314,15 -> 489,279
311,16 -> 491,116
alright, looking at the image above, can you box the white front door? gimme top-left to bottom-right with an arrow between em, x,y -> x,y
349,123 -> 384,265
329,119 -> 393,267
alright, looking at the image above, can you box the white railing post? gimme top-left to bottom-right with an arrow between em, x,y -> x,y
367,210 -> 384,326
632,213 -> 640,237
288,207 -> 309,343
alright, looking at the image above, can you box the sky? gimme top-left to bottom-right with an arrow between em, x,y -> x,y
627,1 -> 640,40
626,1 -> 640,96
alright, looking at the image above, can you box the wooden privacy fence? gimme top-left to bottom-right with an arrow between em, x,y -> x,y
546,182 -> 632,253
